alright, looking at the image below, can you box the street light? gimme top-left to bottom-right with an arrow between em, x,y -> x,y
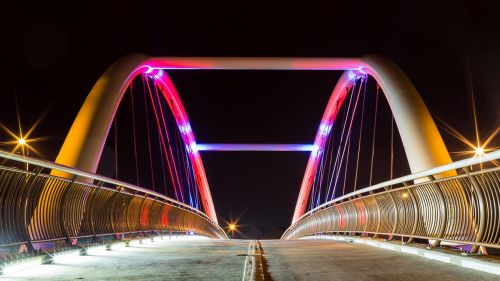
228,223 -> 237,239
0,101 -> 51,162
475,146 -> 485,156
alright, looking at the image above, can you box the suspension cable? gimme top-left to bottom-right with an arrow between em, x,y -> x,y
129,84 -> 140,185
147,79 -> 181,199
152,83 -> 185,202
311,146 -> 326,208
316,134 -> 331,207
353,77 -> 367,190
185,151 -> 199,209
342,138 -> 351,196
323,118 -> 336,203
330,77 -> 364,199
326,79 -> 357,200
158,128 -> 168,196
114,116 -> 118,179
142,76 -> 157,192
369,83 -> 380,186
176,131 -> 192,206
390,116 -> 394,181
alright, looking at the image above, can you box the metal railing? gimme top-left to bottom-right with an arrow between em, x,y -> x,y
282,151 -> 500,253
0,150 -> 227,249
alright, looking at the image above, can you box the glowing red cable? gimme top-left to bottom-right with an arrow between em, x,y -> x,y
142,76 -> 157,192
144,76 -> 182,201
151,83 -> 185,202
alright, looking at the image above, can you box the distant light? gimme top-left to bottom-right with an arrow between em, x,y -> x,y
18,138 -> 26,145
229,224 -> 236,231
475,147 -> 485,156
402,192 -> 409,198
189,231 -> 195,235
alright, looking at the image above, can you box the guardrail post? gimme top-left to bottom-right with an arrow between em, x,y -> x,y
359,197 -> 369,235
463,167 -> 487,253
152,197 -> 160,232
89,181 -> 104,238
59,175 -> 79,245
430,175 -> 447,247
139,194 -> 149,232
21,167 -> 44,251
346,199 -> 357,235
0,151 -> 226,244
109,186 -> 123,235
372,195 -> 382,239
125,191 -> 137,234
384,188 -> 398,240
407,188 -> 419,244
149,198 -> 157,233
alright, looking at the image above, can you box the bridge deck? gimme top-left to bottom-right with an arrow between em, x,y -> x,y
261,240 -> 498,280
4,239 -> 498,280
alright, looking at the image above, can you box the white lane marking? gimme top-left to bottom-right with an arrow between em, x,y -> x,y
242,240 -> 264,281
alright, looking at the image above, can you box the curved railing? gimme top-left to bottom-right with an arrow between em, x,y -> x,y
0,150 -> 227,249
282,151 -> 500,253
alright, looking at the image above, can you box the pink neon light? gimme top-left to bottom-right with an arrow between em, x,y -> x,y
293,72 -> 361,223
143,58 -> 364,70
142,58 -> 372,224
134,57 -> 443,226
152,82 -> 186,203
151,68 -> 217,223
144,79 -> 183,202
124,61 -> 218,223
196,144 -> 315,151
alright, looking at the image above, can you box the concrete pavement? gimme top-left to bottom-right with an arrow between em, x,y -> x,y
261,239 -> 498,281
3,238 -> 248,281
3,238 -> 499,280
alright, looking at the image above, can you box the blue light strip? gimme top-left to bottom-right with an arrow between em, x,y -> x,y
195,144 -> 315,152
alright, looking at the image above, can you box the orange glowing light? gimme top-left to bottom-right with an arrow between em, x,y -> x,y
0,102 -> 51,159
475,146 -> 485,156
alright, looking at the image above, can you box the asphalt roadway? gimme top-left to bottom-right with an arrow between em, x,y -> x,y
3,238 -> 498,280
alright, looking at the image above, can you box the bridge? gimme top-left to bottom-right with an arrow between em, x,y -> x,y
2,54 -> 499,280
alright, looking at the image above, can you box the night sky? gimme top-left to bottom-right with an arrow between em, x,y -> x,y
10,1 -> 500,238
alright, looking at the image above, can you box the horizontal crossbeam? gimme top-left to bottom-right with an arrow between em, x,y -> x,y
195,144 -> 315,152
146,57 -> 363,70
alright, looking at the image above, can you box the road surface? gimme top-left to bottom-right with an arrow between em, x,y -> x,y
3,238 -> 498,280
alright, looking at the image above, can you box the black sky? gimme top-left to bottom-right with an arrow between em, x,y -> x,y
10,1 -> 500,238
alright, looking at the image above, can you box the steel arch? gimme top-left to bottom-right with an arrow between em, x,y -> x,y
52,54 -> 217,222
292,55 -> 453,222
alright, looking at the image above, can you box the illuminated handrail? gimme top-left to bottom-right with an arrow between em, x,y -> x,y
0,149 -> 227,247
282,151 -> 500,252
303,150 -> 500,219
0,149 -> 210,222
